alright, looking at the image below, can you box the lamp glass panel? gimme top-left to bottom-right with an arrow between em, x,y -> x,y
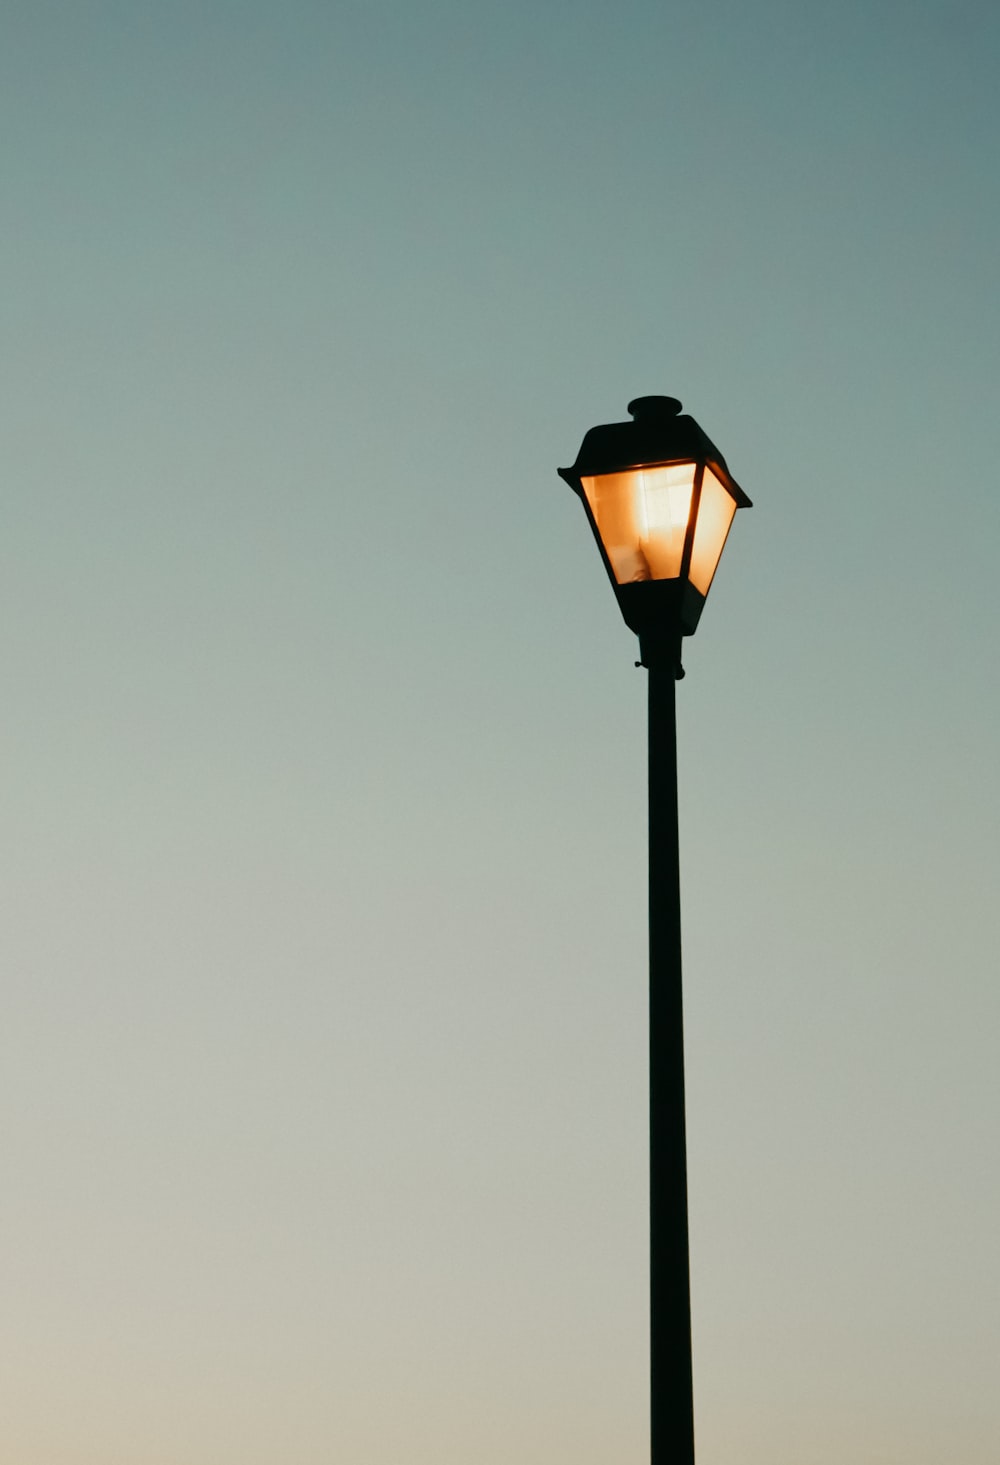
688,466 -> 737,595
581,463 -> 697,584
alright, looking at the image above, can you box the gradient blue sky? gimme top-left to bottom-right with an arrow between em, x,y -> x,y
3,3 -> 999,1462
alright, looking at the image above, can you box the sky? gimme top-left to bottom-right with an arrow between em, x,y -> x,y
2,2 -> 998,1461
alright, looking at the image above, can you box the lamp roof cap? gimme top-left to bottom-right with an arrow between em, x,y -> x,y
627,395 -> 683,420
558,395 -> 751,507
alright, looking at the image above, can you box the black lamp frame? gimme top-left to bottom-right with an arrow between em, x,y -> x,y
558,396 -> 751,670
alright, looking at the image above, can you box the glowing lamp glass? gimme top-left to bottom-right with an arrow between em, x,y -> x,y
688,466 -> 738,595
581,463 -> 697,584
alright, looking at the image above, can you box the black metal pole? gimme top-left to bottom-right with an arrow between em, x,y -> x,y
647,646 -> 694,1465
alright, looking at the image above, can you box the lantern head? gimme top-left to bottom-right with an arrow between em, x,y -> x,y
558,396 -> 751,668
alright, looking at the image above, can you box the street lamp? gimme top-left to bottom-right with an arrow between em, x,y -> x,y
558,395 -> 751,1465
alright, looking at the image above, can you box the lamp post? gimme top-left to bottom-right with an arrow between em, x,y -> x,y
558,396 -> 751,1465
